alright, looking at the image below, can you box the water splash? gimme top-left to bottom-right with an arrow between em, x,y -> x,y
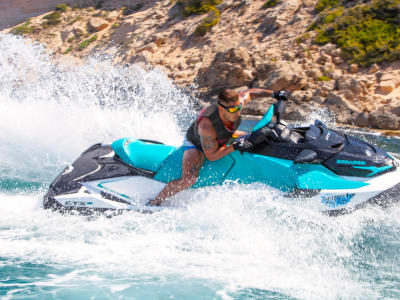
0,33 -> 197,185
1,34 -> 400,299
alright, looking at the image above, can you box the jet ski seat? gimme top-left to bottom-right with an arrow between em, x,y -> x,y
305,125 -> 322,141
112,138 -> 176,172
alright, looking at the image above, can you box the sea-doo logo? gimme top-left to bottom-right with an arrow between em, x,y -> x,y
65,201 -> 93,206
321,193 -> 355,207
336,160 -> 366,165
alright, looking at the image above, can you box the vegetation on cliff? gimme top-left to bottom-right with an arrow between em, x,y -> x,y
78,34 -> 98,51
194,7 -> 220,36
10,21 -> 34,35
262,0 -> 281,9
311,0 -> 400,66
42,11 -> 62,28
177,0 -> 222,16
177,0 -> 222,35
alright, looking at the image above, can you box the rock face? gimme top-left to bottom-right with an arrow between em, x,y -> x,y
255,62 -> 307,91
2,0 -> 400,132
199,47 -> 254,90
369,110 -> 400,130
87,18 -> 109,32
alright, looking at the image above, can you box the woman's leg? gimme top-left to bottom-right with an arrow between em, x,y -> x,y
147,148 -> 205,206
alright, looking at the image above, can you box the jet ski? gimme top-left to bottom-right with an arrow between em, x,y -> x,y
43,99 -> 400,216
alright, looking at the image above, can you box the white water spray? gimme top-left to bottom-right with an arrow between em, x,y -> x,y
1,34 -> 400,300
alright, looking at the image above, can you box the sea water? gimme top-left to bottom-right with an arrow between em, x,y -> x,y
1,34 -> 400,300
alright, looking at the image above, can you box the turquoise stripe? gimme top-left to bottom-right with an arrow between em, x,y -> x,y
98,180 -> 131,199
252,105 -> 274,132
353,165 -> 393,177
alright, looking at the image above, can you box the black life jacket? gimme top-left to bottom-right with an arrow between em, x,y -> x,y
186,104 -> 241,150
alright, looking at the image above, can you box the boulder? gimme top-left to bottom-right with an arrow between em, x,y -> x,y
349,64 -> 358,73
335,109 -> 355,124
187,56 -> 201,65
325,92 -> 346,107
330,48 -> 342,57
333,56 -> 344,64
337,76 -> 367,97
283,52 -> 295,61
255,62 -> 307,91
129,50 -> 152,64
369,110 -> 400,130
178,61 -> 188,71
291,90 -> 312,103
61,30 -> 74,42
316,53 -> 331,65
391,106 -> 400,117
73,26 -> 86,38
305,67 -> 322,80
153,35 -> 167,47
138,42 -> 157,53
242,98 -> 274,115
354,112 -> 370,128
325,92 -> 359,112
87,17 -> 109,32
198,47 -> 254,90
311,96 -> 325,104
377,72 -> 400,94
105,10 -> 120,22
378,82 -> 395,94
258,16 -> 279,35
321,43 -> 336,55
284,103 -> 309,121
368,63 -> 379,74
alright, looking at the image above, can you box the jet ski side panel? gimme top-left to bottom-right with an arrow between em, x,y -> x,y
43,143 -> 156,212
225,152 -> 296,192
292,164 -> 369,190
154,146 -> 236,188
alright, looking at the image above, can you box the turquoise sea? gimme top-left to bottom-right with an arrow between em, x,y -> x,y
1,34 -> 400,300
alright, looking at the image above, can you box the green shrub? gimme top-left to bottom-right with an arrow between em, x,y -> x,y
10,21 -> 33,35
55,3 -> 68,12
78,34 -> 98,51
296,33 -> 310,44
315,0 -> 338,12
194,6 -> 220,36
262,0 -> 280,9
322,6 -> 344,23
43,11 -> 62,26
68,16 -> 81,25
177,0 -> 222,17
317,75 -> 332,81
311,0 -> 400,66
63,47 -> 73,54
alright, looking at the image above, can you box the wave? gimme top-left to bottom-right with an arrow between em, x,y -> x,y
1,33 -> 400,299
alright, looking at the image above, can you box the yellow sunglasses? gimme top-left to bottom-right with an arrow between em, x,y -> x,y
218,101 -> 242,113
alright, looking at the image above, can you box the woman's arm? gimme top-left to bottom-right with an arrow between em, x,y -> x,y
239,88 -> 274,105
198,118 -> 234,161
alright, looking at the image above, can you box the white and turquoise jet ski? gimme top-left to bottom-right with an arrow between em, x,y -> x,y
43,100 -> 400,216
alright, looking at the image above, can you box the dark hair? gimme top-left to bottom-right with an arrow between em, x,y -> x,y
218,89 -> 239,104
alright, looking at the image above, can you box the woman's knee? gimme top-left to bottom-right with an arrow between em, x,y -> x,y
180,174 -> 198,189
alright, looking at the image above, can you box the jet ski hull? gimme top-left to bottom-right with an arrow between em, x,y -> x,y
43,102 -> 400,216
43,143 -> 400,216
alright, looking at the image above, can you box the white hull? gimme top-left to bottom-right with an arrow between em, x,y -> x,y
51,166 -> 400,215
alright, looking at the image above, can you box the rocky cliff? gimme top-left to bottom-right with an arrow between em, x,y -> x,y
2,0 -> 400,132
